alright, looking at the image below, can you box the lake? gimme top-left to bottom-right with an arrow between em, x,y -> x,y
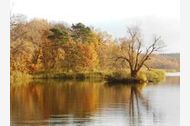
11,74 -> 180,126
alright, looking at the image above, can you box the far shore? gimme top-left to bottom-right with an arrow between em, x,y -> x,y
166,72 -> 180,77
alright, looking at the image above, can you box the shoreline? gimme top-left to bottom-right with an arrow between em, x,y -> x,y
11,69 -> 167,84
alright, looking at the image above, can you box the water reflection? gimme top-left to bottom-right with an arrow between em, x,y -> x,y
106,83 -> 161,126
129,84 -> 149,125
129,84 -> 162,126
11,77 -> 179,126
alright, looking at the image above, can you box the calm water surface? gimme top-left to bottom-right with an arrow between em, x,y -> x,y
11,75 -> 179,126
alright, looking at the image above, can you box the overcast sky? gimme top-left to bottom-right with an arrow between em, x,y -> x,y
11,0 -> 180,53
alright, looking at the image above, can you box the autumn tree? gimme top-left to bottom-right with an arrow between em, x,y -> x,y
96,31 -> 122,71
26,19 -> 53,72
116,26 -> 165,79
10,15 -> 35,73
10,17 -> 52,73
10,40 -> 35,72
40,30 -> 59,71
71,23 -> 99,46
11,16 -> 173,78
46,24 -> 71,72
62,42 -> 98,72
48,23 -> 98,72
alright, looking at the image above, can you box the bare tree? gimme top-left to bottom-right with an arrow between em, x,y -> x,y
10,14 -> 27,42
116,26 -> 165,79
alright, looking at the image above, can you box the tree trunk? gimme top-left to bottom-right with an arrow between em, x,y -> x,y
131,70 -> 137,79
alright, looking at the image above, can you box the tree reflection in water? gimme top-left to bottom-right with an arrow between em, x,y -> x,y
106,82 -> 161,126
11,80 -> 163,126
128,83 -> 161,126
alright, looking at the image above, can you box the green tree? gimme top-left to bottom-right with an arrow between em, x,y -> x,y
48,26 -> 70,44
71,23 -> 98,44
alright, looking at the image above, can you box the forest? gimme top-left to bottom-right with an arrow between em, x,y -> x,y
10,14 -> 180,83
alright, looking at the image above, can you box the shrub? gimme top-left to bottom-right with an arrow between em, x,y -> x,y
106,69 -> 165,84
11,71 -> 32,84
143,69 -> 165,83
110,70 -> 130,80
137,71 -> 147,82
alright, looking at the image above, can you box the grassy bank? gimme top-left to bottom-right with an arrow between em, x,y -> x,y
11,69 -> 165,84
106,69 -> 165,84
32,69 -> 165,83
32,71 -> 110,81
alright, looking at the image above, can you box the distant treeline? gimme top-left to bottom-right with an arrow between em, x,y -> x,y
148,53 -> 180,71
160,53 -> 180,60
10,14 -> 179,78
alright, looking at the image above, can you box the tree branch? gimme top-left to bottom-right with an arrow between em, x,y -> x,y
143,64 -> 151,71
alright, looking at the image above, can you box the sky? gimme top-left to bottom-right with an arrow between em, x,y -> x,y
11,0 -> 180,53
